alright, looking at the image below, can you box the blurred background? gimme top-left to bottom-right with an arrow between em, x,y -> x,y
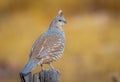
0,0 -> 120,82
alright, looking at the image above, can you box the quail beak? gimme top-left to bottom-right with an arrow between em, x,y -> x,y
63,20 -> 67,24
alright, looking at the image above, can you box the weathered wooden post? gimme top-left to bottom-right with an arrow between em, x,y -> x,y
20,72 -> 32,82
20,69 -> 60,82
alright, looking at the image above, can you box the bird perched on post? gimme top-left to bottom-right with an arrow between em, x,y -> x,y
22,10 -> 67,74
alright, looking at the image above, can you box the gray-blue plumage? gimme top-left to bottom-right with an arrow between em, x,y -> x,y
22,60 -> 38,74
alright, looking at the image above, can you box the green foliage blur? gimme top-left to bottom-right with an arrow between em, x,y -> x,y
0,0 -> 120,82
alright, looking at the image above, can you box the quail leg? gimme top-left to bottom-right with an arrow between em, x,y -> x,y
41,64 -> 44,71
49,63 -> 54,69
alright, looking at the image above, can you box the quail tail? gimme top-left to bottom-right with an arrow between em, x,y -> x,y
21,60 -> 38,74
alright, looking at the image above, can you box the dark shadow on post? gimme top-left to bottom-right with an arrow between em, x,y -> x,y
20,69 -> 60,82
20,72 -> 32,82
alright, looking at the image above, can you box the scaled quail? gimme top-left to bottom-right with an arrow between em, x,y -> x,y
22,10 -> 67,74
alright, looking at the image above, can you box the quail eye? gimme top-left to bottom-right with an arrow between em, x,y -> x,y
58,20 -> 62,22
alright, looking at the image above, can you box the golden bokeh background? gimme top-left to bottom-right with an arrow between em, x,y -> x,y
0,0 -> 120,82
